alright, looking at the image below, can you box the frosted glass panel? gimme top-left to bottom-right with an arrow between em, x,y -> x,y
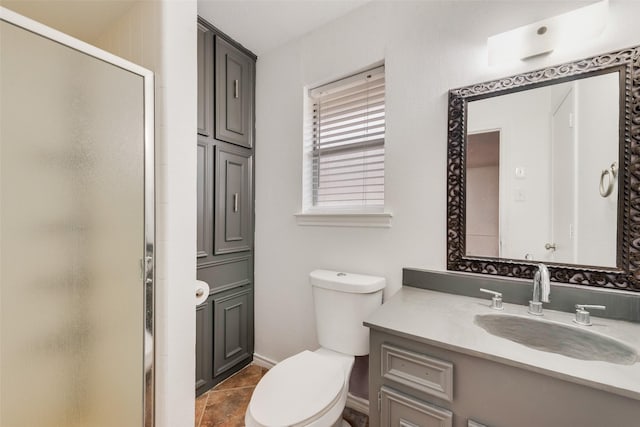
1,20 -> 145,427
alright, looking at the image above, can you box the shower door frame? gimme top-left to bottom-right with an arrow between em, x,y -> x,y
0,7 -> 156,427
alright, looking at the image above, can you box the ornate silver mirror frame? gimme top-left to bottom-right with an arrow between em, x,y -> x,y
447,45 -> 640,291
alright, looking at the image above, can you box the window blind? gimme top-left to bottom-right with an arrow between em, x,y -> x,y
309,66 -> 385,209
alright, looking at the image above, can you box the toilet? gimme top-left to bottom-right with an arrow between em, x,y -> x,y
245,269 -> 386,427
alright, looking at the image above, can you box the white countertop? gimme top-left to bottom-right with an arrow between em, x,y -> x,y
364,287 -> 640,401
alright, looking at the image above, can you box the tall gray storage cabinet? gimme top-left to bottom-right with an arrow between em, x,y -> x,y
196,17 -> 256,396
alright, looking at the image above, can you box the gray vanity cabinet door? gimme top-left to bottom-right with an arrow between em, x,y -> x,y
197,23 -> 213,138
214,145 -> 252,254
215,36 -> 253,148
195,295 -> 213,396
380,387 -> 453,427
212,286 -> 253,377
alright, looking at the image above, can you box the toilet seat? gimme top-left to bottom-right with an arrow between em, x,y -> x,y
248,350 -> 345,426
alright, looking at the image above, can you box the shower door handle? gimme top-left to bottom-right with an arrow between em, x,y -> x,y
143,256 -> 154,282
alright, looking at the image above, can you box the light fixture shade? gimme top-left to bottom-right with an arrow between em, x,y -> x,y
488,0 -> 609,66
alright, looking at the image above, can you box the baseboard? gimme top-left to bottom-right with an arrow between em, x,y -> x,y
252,352 -> 277,369
346,392 -> 369,415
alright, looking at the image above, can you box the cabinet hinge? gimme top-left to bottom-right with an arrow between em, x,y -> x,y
377,391 -> 382,412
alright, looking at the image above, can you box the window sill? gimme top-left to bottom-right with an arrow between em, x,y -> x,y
294,211 -> 393,228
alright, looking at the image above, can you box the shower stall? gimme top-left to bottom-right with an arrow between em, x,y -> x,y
0,8 -> 155,427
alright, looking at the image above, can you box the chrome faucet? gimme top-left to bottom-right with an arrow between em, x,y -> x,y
528,263 -> 550,316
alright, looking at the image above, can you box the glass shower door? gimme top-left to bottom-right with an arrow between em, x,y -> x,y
1,12 -> 154,427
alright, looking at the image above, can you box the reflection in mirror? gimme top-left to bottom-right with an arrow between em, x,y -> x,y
448,45 -> 640,290
465,72 -> 619,268
466,131 -> 500,258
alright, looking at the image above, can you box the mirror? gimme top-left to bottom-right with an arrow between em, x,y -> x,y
447,45 -> 640,291
466,72 -> 619,267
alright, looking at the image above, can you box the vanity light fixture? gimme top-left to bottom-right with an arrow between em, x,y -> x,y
487,0 -> 609,65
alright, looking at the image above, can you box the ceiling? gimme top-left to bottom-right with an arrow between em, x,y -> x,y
1,0 -> 136,43
2,0 -> 370,55
197,0 -> 369,55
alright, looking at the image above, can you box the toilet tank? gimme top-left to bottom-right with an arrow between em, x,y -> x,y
310,270 -> 386,356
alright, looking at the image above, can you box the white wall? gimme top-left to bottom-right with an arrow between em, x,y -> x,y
95,2 -> 197,426
254,0 -> 640,365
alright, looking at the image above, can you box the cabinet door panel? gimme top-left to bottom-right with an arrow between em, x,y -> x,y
195,296 -> 213,395
196,142 -> 211,260
197,24 -> 213,138
380,387 -> 453,427
215,36 -> 253,148
197,141 -> 215,263
225,56 -> 244,135
214,146 -> 252,254
212,287 -> 252,377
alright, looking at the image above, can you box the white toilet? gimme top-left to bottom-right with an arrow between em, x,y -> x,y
245,269 -> 386,427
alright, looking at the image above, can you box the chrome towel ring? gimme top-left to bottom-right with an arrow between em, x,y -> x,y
599,162 -> 617,198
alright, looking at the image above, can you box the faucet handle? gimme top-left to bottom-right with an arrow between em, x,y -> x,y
479,288 -> 504,310
573,304 -> 606,326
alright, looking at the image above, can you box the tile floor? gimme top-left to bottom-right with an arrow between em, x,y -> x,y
195,364 -> 369,427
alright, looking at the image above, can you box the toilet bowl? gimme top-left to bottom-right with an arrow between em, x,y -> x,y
245,270 -> 386,427
245,349 -> 353,427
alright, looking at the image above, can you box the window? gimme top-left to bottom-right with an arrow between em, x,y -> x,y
305,66 -> 385,212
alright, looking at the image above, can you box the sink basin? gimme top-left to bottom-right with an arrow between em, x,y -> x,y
474,314 -> 638,365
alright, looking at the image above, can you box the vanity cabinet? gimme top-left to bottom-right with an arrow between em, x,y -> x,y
196,16 -> 256,395
369,329 -> 640,427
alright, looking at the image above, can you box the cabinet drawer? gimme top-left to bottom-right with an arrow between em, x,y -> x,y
382,344 -> 453,402
197,256 -> 251,293
380,386 -> 452,427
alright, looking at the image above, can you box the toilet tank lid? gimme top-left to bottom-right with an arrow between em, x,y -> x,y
309,269 -> 386,293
